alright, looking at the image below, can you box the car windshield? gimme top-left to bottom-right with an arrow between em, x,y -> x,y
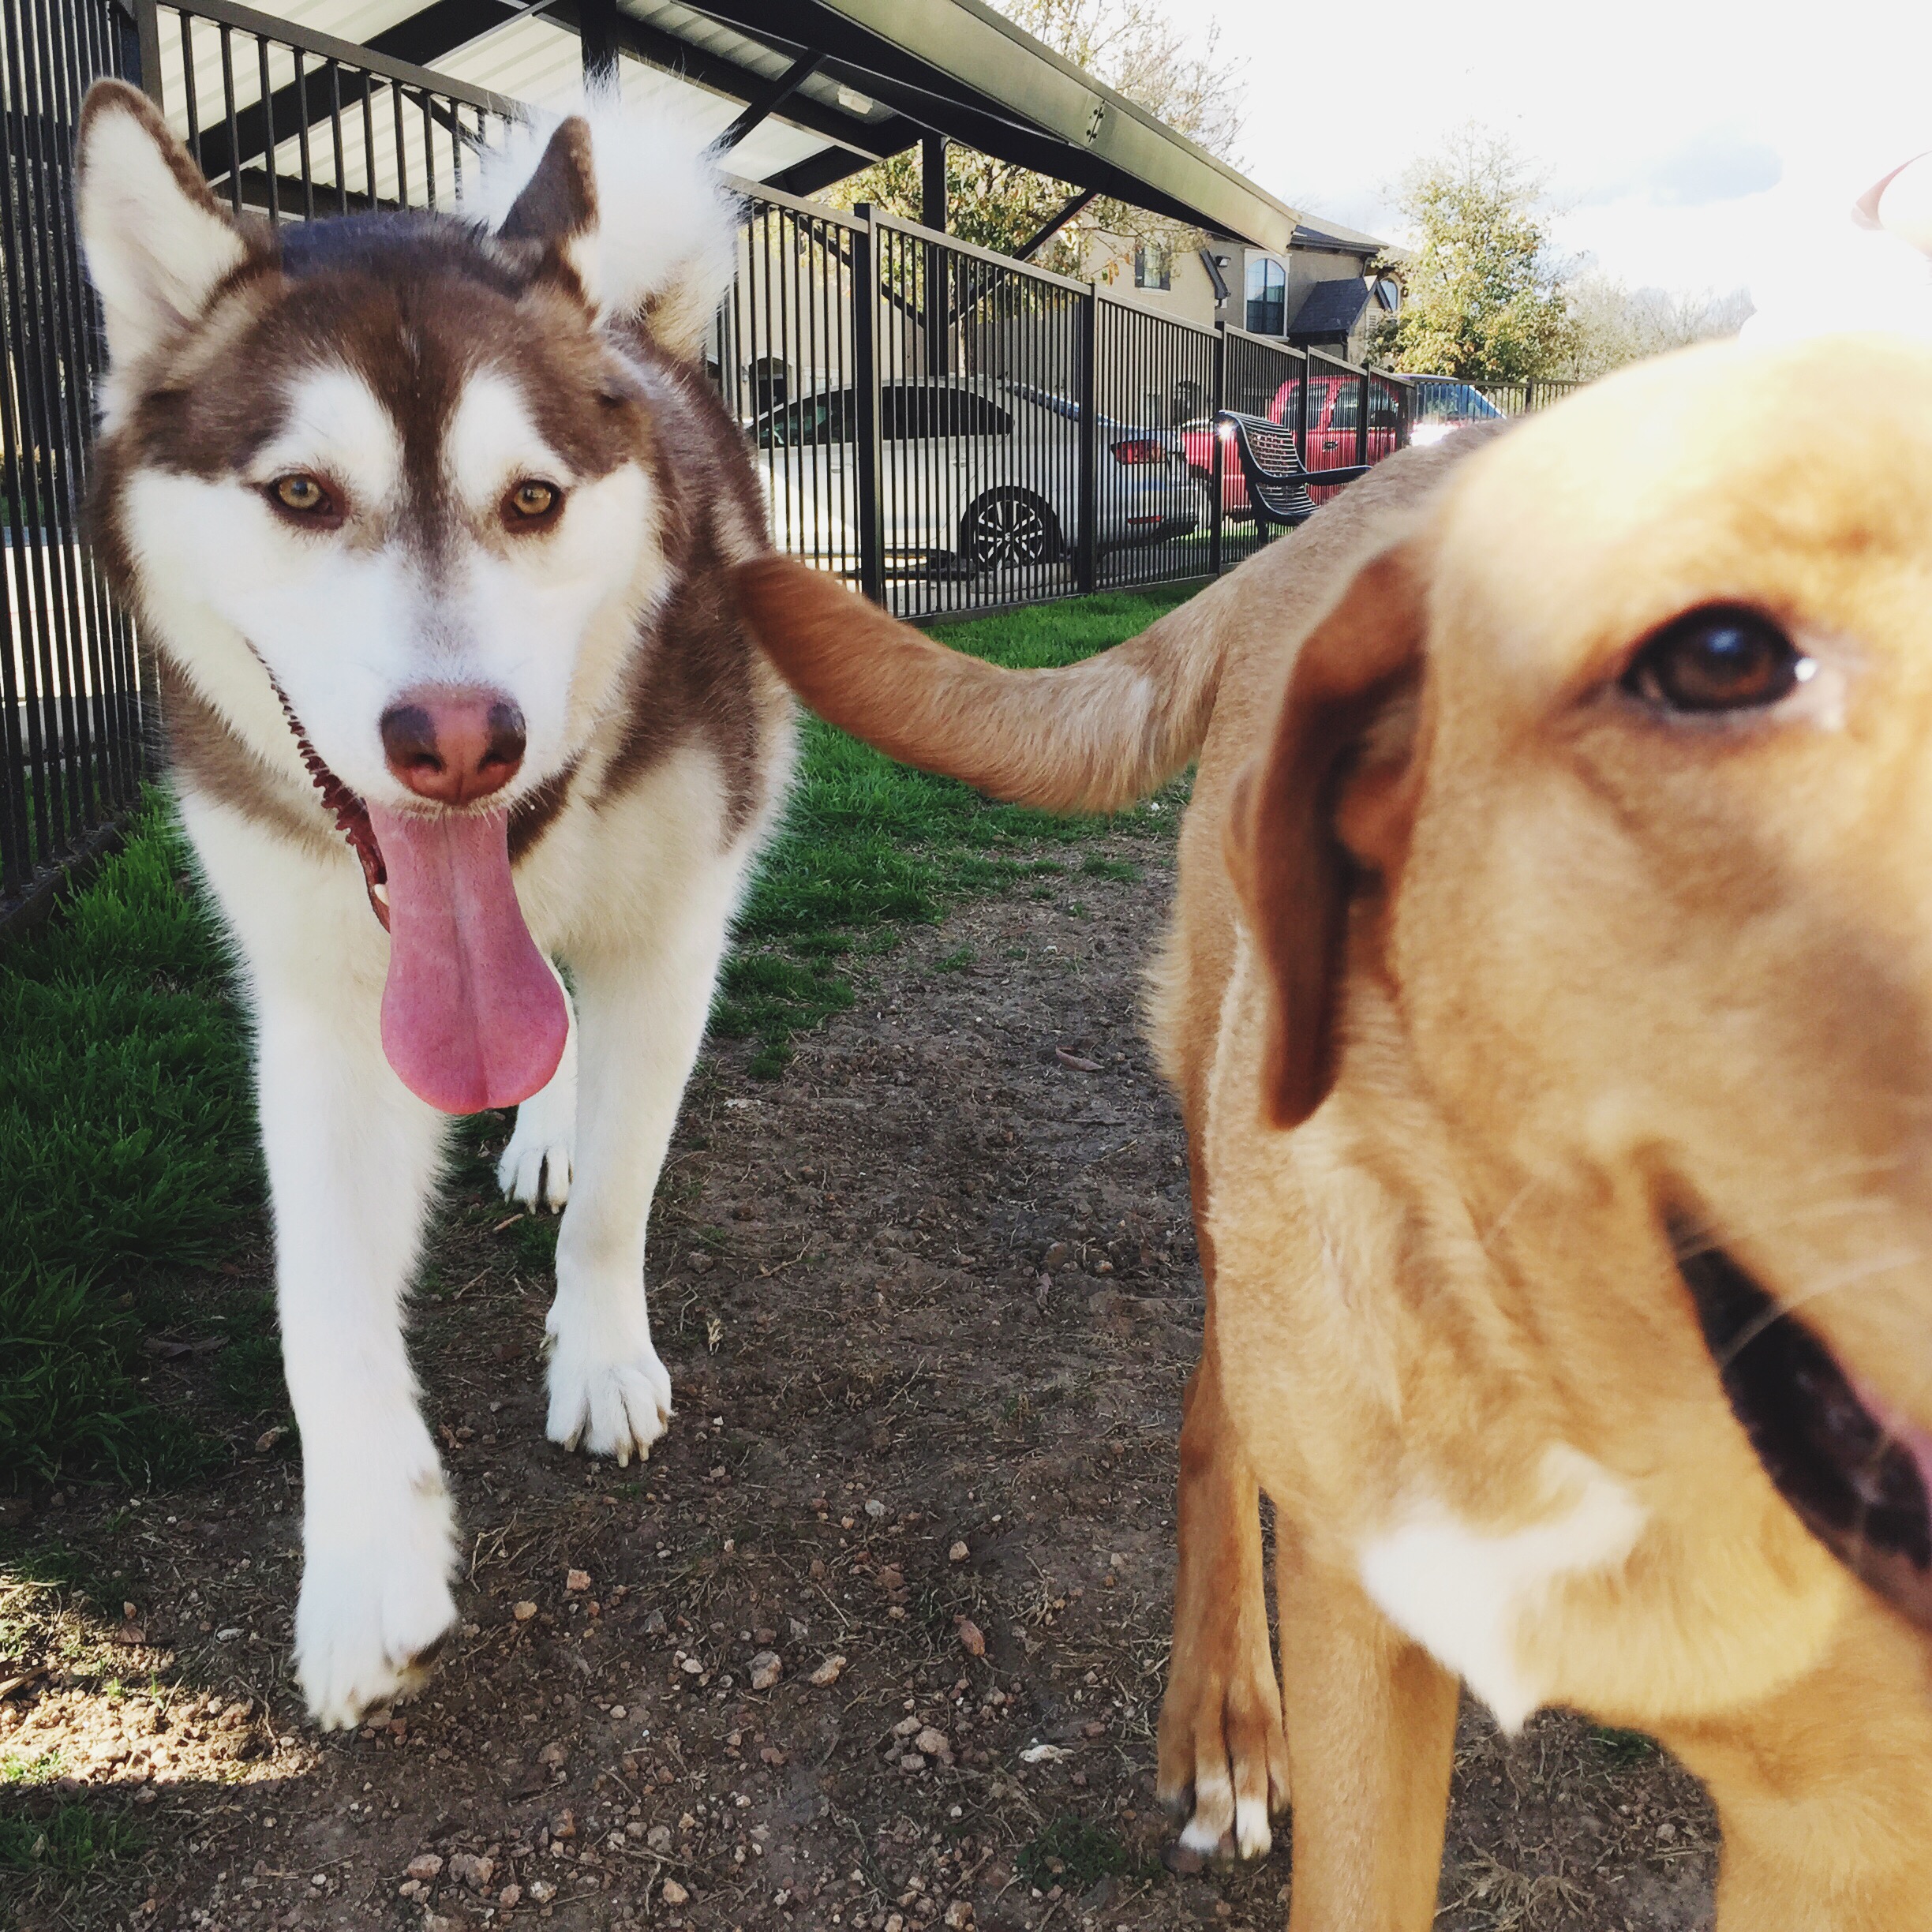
758,391 -> 852,447
1410,380 -> 1505,423
757,386 -> 1018,444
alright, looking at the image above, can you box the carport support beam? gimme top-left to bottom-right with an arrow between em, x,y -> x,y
922,132 -> 946,231
923,133 -> 948,379
578,0 -> 619,85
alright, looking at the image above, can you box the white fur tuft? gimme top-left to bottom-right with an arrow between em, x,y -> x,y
465,81 -> 739,356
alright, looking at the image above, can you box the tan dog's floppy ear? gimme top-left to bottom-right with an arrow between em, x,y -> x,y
1226,540 -> 1429,1129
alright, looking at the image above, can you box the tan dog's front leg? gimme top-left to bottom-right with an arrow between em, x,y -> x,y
1278,1530 -> 1458,1930
1157,1346 -> 1290,1858
1665,1605 -> 1932,1932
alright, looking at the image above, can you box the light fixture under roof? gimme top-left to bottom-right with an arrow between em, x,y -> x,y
835,83 -> 874,115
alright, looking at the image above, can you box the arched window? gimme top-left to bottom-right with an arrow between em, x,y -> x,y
1245,256 -> 1286,335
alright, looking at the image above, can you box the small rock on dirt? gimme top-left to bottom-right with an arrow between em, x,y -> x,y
809,1654 -> 848,1687
915,1726 -> 950,1758
448,1852 -> 495,1891
948,1541 -> 969,1563
956,1617 -> 986,1657
406,1854 -> 444,1882
748,1649 -> 782,1690
661,1878 -> 690,1906
566,1569 -> 591,1592
512,1601 -> 538,1622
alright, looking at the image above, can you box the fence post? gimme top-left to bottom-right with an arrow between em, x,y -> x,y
851,207 -> 886,605
127,0 -> 165,107
1523,378 -> 1536,413
1075,283 -> 1098,594
1208,325 -> 1225,578
1357,366 -> 1371,466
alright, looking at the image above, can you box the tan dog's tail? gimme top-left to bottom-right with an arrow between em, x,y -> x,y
735,556 -> 1228,814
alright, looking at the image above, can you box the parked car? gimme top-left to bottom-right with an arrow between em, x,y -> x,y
1178,373 -> 1408,522
751,375 -> 1199,576
1402,377 -> 1509,444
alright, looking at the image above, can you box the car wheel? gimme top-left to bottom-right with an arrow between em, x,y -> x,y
960,489 -> 1060,571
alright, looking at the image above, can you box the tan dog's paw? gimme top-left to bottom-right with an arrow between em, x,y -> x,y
1156,1627 -> 1289,1859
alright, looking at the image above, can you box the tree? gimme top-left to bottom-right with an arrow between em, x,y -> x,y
829,0 -> 1245,273
1368,126 -> 1578,381
1563,274 -> 1754,376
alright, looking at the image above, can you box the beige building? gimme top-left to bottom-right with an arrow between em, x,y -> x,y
1087,219 -> 1401,365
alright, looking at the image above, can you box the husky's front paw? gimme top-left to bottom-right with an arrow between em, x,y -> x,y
497,1110 -> 573,1211
545,1311 -> 672,1466
294,1478 -> 459,1730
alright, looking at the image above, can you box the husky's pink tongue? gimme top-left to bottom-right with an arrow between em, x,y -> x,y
368,803 -> 567,1115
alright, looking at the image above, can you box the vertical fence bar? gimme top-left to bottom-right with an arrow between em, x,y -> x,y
179,11 -> 203,176
256,33 -> 277,223
850,208 -> 884,605
294,51 -> 315,219
1208,324 -> 1226,578
1075,283 -> 1097,595
218,24 -> 240,211
328,61 -> 347,213
132,0 -> 163,104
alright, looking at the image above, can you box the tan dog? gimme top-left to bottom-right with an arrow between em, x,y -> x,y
735,335 -> 1932,1929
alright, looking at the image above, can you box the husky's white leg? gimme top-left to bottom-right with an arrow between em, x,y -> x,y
498,963 -> 577,1211
544,918 -> 724,1463
187,803 -> 458,1730
258,983 -> 457,1727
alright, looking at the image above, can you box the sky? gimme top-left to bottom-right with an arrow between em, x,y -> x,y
1194,0 -> 1932,310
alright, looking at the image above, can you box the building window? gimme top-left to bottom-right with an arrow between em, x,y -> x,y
1245,256 -> 1286,335
1373,276 -> 1402,314
1135,240 -> 1172,290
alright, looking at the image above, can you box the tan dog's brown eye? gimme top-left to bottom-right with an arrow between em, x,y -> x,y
1623,608 -> 1812,714
505,479 -> 560,525
270,473 -> 335,518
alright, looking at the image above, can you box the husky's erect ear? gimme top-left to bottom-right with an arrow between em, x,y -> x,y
77,80 -> 249,383
471,88 -> 739,358
1224,537 -> 1430,1130
496,115 -> 601,295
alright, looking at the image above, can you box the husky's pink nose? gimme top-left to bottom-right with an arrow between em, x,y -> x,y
380,687 -> 525,806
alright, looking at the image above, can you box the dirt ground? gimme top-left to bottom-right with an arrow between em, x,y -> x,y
1,835 -> 1719,1932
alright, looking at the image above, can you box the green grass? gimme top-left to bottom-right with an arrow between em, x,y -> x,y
721,585 -> 1194,1072
1016,1814 -> 1149,1889
0,1799 -> 144,1874
0,585 -> 1195,1479
0,797 -> 257,1482
1589,1725 -> 1660,1766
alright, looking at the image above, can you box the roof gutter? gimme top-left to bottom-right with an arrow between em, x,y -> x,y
796,0 -> 1303,250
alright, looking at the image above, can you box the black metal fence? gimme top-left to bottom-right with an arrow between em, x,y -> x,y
0,0 -> 144,923
1408,374 -> 1582,429
149,0 -> 519,221
721,208 -> 1421,621
0,0 -> 520,929
6,0 -> 1544,921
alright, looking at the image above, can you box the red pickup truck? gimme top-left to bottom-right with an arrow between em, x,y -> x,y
1178,373 -> 1406,519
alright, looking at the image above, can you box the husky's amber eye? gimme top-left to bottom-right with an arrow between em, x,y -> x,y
1623,607 -> 1814,715
504,479 -> 560,526
270,473 -> 335,517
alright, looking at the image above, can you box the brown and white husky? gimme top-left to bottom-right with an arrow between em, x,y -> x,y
77,80 -> 792,1726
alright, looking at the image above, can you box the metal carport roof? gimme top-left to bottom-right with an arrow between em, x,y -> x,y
249,0 -> 1311,251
